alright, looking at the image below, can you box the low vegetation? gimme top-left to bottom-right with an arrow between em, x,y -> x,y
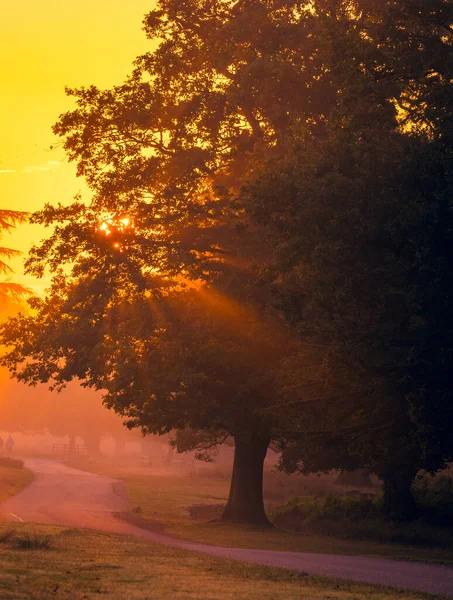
0,461 -> 33,506
13,532 -> 53,550
0,457 -> 24,469
67,458 -> 453,565
0,528 -> 14,543
271,485 -> 453,551
0,523 -> 445,600
414,474 -> 453,526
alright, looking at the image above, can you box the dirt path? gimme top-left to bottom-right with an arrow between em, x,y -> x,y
1,458 -> 452,597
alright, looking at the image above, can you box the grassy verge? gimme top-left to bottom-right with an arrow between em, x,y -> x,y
0,462 -> 33,507
0,523 -> 446,600
64,458 -> 453,565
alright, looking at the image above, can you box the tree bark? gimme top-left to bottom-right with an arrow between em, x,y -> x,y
222,431 -> 271,526
381,468 -> 418,521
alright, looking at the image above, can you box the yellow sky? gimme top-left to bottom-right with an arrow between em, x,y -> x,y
0,0 -> 155,293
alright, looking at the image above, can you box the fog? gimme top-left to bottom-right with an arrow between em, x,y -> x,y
0,369 -> 138,454
0,364 -> 379,506
0,369 -> 236,476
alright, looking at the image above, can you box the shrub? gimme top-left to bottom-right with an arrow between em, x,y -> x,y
271,489 -> 453,549
272,492 -> 378,522
413,472 -> 453,526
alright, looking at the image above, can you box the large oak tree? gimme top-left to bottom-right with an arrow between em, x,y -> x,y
0,0 -> 361,523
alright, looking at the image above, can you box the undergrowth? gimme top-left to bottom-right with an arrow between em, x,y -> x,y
271,471 -> 453,550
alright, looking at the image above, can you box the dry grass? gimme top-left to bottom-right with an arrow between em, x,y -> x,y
0,528 -> 15,543
0,523 -> 445,600
0,464 -> 33,507
13,531 -> 53,550
0,457 -> 24,469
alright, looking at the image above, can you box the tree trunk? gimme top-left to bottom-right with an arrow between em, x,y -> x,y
381,469 -> 418,521
68,434 -> 76,454
222,431 -> 271,526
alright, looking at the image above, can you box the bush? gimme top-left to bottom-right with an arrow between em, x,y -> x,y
271,490 -> 453,549
272,492 -> 378,532
0,457 -> 24,469
413,471 -> 453,526
273,492 -> 378,521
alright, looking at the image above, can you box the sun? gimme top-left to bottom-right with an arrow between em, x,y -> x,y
99,216 -> 136,251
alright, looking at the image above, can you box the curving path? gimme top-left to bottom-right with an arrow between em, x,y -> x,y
1,458 -> 452,597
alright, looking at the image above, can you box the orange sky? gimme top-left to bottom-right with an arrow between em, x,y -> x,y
1,0 -> 155,294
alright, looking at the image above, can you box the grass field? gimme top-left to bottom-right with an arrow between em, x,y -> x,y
0,523 -> 447,600
0,462 -> 33,507
65,458 -> 453,565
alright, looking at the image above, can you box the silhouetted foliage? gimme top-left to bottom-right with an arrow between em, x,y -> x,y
236,0 -> 453,522
245,110 -> 453,523
0,210 -> 30,303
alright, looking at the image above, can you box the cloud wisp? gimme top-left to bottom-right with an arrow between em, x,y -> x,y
0,161 -> 62,175
22,160 -> 61,174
